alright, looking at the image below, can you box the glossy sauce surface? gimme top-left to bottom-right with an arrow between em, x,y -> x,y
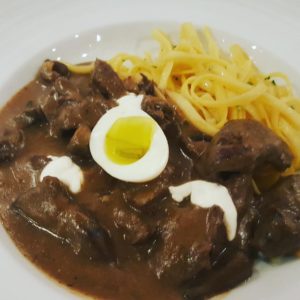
2,61 -> 293,300
0,77 -> 197,300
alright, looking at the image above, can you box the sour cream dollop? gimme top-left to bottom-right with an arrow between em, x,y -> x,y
40,156 -> 84,193
169,180 -> 237,241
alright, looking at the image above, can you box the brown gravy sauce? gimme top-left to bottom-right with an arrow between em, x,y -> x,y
0,78 -> 192,300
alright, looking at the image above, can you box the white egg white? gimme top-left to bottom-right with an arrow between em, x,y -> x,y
89,94 -> 169,182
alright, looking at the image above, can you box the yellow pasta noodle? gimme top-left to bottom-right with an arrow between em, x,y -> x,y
65,24 -> 300,171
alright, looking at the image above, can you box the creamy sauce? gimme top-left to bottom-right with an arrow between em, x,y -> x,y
0,65 -> 257,300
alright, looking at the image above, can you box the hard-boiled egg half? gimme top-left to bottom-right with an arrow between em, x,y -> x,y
89,94 -> 169,182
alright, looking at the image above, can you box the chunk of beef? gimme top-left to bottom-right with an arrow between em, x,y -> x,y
223,175 -> 259,252
113,207 -> 153,244
141,95 -> 178,132
206,206 -> 227,259
123,76 -> 139,94
50,101 -> 84,135
41,77 -> 80,119
30,155 -> 51,170
0,128 -> 24,162
124,146 -> 193,208
180,134 -> 209,159
15,101 -> 45,128
128,185 -> 169,208
11,177 -> 114,261
42,92 -> 114,137
92,59 -> 126,99
123,182 -> 167,208
53,77 -> 80,103
253,165 -> 281,192
178,122 -> 211,160
79,95 -> 116,128
123,74 -> 155,95
138,74 -> 155,95
40,77 -> 85,136
183,250 -> 253,300
39,60 -> 69,82
225,175 -> 254,216
40,92 -> 60,122
40,75 -> 93,136
205,120 -> 293,175
68,124 -> 91,156
123,165 -> 176,208
82,165 -> 117,194
150,206 -> 226,285
235,207 -> 258,253
253,175 -> 300,258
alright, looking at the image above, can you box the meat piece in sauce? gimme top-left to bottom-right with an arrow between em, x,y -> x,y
253,175 -> 300,258
42,76 -> 80,115
49,101 -> 84,135
30,155 -> 51,170
180,133 -> 210,159
42,92 -> 114,137
11,177 -> 114,261
39,72 -> 117,137
0,128 -> 25,163
123,76 -> 139,94
138,74 -> 155,95
225,175 -> 255,216
123,74 -> 155,95
53,77 -> 81,103
150,206 -> 227,285
123,159 -> 191,208
205,120 -> 293,175
123,177 -> 169,208
3,53 -> 300,300
206,206 -> 228,259
67,124 -> 91,157
177,121 -> 211,160
224,174 -> 259,252
113,207 -> 154,244
183,250 -> 253,300
141,95 -> 178,133
92,59 -> 126,99
123,168 -> 172,208
39,60 -> 70,82
14,101 -> 45,128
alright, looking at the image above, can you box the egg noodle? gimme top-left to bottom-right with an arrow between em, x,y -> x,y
66,23 -> 300,172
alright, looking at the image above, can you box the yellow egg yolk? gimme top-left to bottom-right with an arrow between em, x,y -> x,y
105,116 -> 155,165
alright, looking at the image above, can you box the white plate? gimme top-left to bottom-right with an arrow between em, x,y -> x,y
1,0 -> 300,299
